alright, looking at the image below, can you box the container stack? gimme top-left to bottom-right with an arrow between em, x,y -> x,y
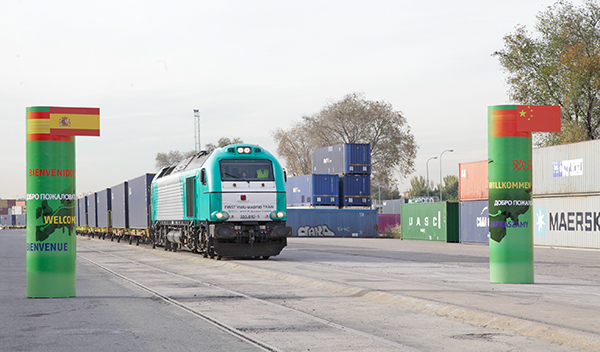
458,160 -> 489,244
532,140 -> 600,248
286,174 -> 339,207
285,143 -> 372,208
285,143 -> 378,238
312,143 -> 372,208
0,199 -> 27,228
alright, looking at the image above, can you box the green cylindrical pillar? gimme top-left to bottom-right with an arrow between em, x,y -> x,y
26,107 -> 77,297
488,105 -> 534,284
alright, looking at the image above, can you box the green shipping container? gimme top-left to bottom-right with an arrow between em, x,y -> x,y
400,202 -> 459,242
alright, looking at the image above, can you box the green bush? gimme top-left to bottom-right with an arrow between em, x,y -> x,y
379,224 -> 401,239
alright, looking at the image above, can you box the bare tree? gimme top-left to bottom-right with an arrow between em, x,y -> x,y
273,92 -> 418,188
205,137 -> 244,153
271,122 -> 313,176
155,137 -> 243,170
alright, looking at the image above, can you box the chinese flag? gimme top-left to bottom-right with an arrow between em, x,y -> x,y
516,105 -> 561,133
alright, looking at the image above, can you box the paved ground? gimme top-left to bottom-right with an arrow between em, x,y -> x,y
0,230 -> 263,352
3,229 -> 600,351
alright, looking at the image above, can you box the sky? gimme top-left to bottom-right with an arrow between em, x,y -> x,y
0,0 -> 585,199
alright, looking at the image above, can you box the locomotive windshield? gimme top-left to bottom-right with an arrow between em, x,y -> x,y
220,159 -> 274,181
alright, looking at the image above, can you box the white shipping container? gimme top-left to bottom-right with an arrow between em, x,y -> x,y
533,139 -> 600,196
533,195 -> 600,249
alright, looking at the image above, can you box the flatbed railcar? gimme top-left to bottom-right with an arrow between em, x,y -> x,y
151,144 -> 290,259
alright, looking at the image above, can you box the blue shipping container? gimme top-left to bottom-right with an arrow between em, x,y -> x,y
340,175 -> 371,206
286,174 -> 339,206
286,208 -> 378,237
128,173 -> 154,229
312,143 -> 371,175
97,188 -> 112,228
459,200 -> 489,244
12,214 -> 26,226
111,182 -> 129,229
87,193 -> 98,228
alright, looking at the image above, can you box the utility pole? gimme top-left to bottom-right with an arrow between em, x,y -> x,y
194,109 -> 200,152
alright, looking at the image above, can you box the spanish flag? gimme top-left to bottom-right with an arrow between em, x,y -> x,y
516,105 -> 561,133
49,107 -> 100,136
27,106 -> 100,139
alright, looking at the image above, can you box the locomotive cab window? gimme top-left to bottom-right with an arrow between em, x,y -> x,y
220,159 -> 274,181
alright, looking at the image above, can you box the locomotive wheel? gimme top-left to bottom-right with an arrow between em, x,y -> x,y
262,256 -> 270,260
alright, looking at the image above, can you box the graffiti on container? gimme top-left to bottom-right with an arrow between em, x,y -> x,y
297,224 -> 336,237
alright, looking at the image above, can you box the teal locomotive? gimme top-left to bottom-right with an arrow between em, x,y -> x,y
150,144 -> 290,259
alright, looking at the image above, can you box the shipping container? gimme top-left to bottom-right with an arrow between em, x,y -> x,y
87,193 -> 98,228
286,174 -> 340,206
340,174 -> 371,206
77,197 -> 87,227
381,199 -> 406,214
0,200 -> 8,215
12,214 -> 26,227
128,174 -> 154,229
459,200 -> 489,244
533,195 -> 600,249
286,208 -> 378,237
379,214 -> 401,233
533,139 -> 600,196
111,182 -> 129,229
459,160 -> 489,201
312,143 -> 371,175
96,188 -> 112,228
1,215 -> 11,227
401,202 -> 459,242
10,206 -> 23,215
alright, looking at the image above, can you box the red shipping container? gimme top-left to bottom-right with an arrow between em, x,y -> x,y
459,160 -> 488,201
378,214 -> 401,234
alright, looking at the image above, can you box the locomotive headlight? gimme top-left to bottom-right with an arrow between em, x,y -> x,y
236,146 -> 253,154
269,211 -> 285,220
212,211 -> 230,221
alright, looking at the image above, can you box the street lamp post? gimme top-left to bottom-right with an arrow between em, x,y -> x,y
426,156 -> 437,197
439,149 -> 454,201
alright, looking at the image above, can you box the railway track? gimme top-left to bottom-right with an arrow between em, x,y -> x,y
78,241 -> 421,352
77,237 -> 599,351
